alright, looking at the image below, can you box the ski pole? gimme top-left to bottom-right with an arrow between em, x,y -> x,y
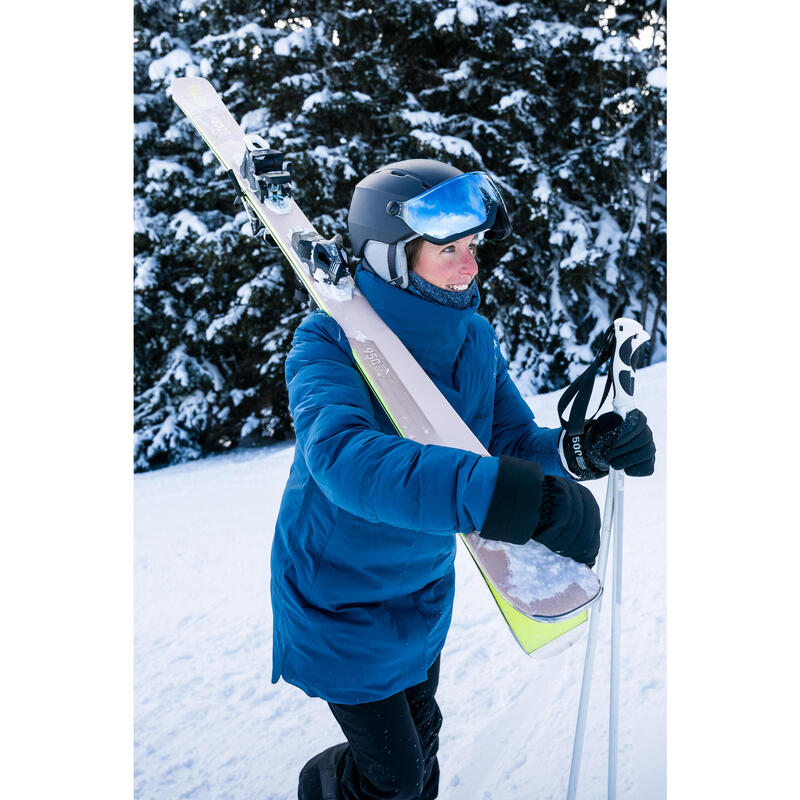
566,318 -> 650,800
608,468 -> 623,797
566,474 -> 616,800
607,319 -> 649,798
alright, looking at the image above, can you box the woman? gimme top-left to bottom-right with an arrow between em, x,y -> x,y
271,159 -> 655,800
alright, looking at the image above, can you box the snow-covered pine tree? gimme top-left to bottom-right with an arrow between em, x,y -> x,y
134,0 -> 665,470
135,1 -> 300,471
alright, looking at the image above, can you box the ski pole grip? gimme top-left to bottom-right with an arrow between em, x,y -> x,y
611,318 -> 650,418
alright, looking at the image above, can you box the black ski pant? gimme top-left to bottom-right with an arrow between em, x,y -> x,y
297,655 -> 442,800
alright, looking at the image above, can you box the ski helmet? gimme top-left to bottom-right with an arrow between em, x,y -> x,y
347,159 -> 511,288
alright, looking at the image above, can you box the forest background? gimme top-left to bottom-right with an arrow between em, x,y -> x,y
133,0 -> 667,471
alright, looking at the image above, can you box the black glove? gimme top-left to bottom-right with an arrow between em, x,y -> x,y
561,409 -> 656,481
480,456 -> 601,566
532,476 -> 601,566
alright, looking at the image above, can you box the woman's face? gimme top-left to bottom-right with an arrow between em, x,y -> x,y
411,234 -> 478,291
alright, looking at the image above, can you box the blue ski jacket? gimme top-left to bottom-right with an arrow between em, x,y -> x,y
270,265 -> 570,703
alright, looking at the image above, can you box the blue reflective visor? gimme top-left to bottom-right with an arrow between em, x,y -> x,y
387,171 -> 511,245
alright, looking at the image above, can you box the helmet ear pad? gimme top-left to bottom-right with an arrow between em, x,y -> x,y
363,236 -> 418,289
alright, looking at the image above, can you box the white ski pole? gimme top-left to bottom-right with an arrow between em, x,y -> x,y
566,474 -> 616,800
607,318 -> 650,798
566,318 -> 650,800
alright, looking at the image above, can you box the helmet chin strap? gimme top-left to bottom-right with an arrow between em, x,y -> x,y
363,236 -> 418,289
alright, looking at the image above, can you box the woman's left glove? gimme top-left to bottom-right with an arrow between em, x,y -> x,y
561,409 -> 655,480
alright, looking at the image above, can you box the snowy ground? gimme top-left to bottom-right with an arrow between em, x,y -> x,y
134,362 -> 665,800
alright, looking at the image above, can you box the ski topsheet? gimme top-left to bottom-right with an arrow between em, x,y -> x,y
170,77 -> 601,654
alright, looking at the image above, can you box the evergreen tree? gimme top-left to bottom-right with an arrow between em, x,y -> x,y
134,0 -> 666,470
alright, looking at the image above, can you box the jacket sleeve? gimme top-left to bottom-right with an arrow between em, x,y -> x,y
489,346 -> 572,478
286,312 -> 500,534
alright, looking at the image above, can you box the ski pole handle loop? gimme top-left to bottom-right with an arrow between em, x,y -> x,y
610,318 -> 650,419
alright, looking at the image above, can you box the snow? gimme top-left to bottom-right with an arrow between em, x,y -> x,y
533,172 -> 552,204
148,48 -> 198,83
479,538 -> 600,601
434,8 -> 457,29
456,0 -> 479,27
401,109 -> 448,128
146,158 -> 193,181
169,210 -> 209,241
134,121 -> 157,140
301,88 -> 349,112
274,28 -> 311,56
411,130 -> 483,162
531,20 -> 580,49
442,61 -> 471,83
134,256 -> 158,291
593,37 -> 625,63
135,363 -> 665,799
240,107 -> 270,133
493,89 -> 529,112
647,66 -> 667,90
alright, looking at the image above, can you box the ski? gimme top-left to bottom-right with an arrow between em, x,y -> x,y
170,77 -> 601,654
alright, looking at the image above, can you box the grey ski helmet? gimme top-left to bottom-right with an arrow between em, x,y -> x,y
347,159 -> 511,288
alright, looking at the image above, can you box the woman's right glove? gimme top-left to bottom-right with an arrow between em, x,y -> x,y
480,456 -> 601,567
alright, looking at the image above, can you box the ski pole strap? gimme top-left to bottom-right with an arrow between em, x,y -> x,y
557,325 -> 616,437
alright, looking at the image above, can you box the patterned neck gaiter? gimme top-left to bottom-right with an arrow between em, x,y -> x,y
407,272 -> 478,310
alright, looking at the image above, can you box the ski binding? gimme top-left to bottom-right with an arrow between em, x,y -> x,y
291,229 -> 350,286
239,133 -> 293,214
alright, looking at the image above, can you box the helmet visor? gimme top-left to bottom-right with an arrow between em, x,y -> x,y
390,172 -> 511,245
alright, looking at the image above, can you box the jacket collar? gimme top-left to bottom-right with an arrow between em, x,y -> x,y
355,264 -> 480,379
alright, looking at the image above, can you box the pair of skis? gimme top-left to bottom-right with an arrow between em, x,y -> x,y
169,77 -> 639,659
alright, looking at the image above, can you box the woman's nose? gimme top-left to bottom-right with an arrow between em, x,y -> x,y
460,251 -> 478,276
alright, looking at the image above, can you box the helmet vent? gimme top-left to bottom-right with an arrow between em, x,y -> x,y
390,170 -> 407,176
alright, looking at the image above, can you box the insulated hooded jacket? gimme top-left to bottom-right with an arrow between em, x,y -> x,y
270,265 -> 569,703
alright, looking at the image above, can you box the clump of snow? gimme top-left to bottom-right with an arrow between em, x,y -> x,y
593,37 -> 625,63
134,121 -> 157,140
134,256 -> 158,291
604,138 -> 626,159
269,121 -> 293,140
509,155 -> 535,173
301,88 -> 345,112
411,131 -> 482,162
146,159 -> 193,181
442,61 -> 471,82
493,89 -> 529,112
240,107 -> 270,133
554,205 -> 592,270
240,413 -> 261,438
310,146 -> 358,179
314,279 -> 355,303
434,8 -> 457,29
532,19 -> 580,48
169,210 -> 209,241
149,48 -> 198,83
647,66 -> 667,89
274,28 -> 311,56
401,109 -> 447,128
457,0 -> 479,26
475,537 -> 599,605
533,172 -> 552,203
581,27 -> 603,42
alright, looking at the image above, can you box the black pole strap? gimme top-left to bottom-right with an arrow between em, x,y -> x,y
557,325 -> 616,437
